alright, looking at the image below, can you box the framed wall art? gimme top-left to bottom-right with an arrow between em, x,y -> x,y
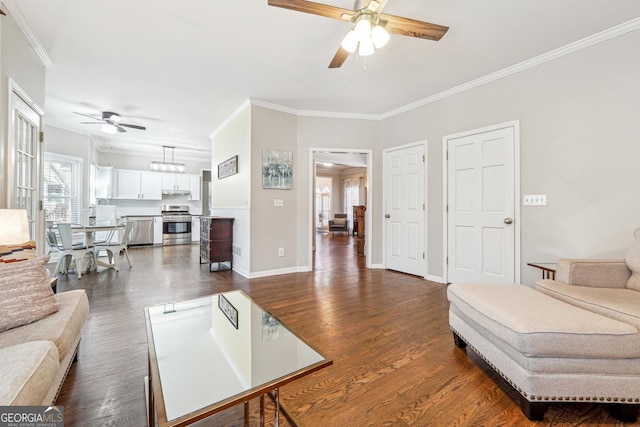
262,149 -> 293,190
218,155 -> 238,179
218,294 -> 238,329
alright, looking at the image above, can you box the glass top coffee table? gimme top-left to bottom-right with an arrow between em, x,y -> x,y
144,290 -> 332,426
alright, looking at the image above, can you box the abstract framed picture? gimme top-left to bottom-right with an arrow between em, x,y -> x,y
262,149 -> 293,190
218,155 -> 238,179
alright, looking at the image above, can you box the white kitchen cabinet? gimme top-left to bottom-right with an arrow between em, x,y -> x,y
162,173 -> 200,200
153,216 -> 163,245
113,170 -> 161,200
140,172 -> 162,199
191,216 -> 200,242
162,174 -> 190,191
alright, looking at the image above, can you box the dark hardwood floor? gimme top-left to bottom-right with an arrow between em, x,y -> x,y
54,234 -> 636,426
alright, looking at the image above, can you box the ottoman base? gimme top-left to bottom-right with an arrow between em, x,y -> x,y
448,283 -> 640,422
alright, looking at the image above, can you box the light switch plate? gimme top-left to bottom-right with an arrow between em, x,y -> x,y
274,199 -> 284,207
523,194 -> 547,206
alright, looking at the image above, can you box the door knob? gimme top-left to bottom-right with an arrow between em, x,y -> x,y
385,214 -> 390,218
503,217 -> 513,224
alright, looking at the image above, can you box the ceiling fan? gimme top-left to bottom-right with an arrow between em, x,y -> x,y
267,0 -> 448,68
73,111 -> 147,134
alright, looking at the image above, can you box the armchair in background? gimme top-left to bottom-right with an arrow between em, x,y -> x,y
329,213 -> 349,235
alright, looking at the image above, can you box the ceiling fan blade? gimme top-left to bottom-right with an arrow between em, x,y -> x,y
328,46 -> 351,69
116,125 -> 127,133
74,111 -> 101,121
79,122 -> 104,125
119,123 -> 147,131
268,0 -> 353,21
380,14 -> 449,41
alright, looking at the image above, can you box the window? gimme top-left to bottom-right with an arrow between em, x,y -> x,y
344,177 -> 361,229
44,153 -> 83,224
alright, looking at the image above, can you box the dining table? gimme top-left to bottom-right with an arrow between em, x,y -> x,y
79,222 -> 126,270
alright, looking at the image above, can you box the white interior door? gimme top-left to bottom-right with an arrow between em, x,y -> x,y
446,124 -> 517,284
384,143 -> 425,277
9,82 -> 43,247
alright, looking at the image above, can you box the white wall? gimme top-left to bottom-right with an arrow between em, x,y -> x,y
250,106 -> 299,274
0,12 -> 46,207
210,104 -> 252,276
380,28 -> 640,285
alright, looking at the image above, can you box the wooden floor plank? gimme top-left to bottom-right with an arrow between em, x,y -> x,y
53,233 -> 634,426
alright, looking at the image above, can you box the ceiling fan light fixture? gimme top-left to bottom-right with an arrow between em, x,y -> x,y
102,123 -> 118,134
358,37 -> 375,56
341,29 -> 358,53
371,25 -> 389,48
354,16 -> 372,41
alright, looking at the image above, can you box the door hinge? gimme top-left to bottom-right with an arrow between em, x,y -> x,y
422,252 -> 425,259
423,203 -> 425,211
39,200 -> 43,211
422,154 -> 425,162
39,131 -> 44,143
446,257 -> 449,265
446,151 -> 448,160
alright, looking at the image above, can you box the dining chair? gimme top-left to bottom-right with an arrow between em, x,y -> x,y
94,221 -> 134,272
52,223 -> 96,279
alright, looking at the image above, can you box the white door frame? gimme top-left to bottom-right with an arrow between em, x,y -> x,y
382,140 -> 428,279
308,147 -> 373,270
442,120 -> 521,284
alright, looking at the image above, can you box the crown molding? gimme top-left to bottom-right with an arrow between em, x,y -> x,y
248,17 -> 640,122
250,98 -> 379,121
4,0 -> 52,67
208,99 -> 251,140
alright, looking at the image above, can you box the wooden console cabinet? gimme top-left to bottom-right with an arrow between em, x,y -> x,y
353,205 -> 366,257
200,217 -> 234,271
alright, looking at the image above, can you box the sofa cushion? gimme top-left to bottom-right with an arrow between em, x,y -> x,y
626,228 -> 640,291
0,255 -> 59,332
0,341 -> 59,405
448,283 -> 640,358
0,240 -> 36,264
535,279 -> 640,329
0,290 -> 88,362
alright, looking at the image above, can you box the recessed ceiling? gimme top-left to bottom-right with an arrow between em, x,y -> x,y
9,0 -> 640,157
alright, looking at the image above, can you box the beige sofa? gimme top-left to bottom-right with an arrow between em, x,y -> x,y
0,255 -> 89,405
448,229 -> 640,421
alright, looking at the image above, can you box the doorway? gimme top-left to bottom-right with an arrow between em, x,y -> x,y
443,121 -> 521,284
309,149 -> 373,270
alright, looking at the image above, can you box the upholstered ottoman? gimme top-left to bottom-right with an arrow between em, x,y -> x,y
447,283 -> 640,421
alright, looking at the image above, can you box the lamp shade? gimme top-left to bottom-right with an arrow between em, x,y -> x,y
341,30 -> 358,53
102,124 -> 118,134
358,38 -> 375,56
354,16 -> 372,41
371,25 -> 390,48
0,209 -> 30,244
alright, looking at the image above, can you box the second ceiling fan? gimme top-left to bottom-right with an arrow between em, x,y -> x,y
268,0 -> 448,68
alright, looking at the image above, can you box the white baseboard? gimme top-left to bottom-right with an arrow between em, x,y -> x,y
426,274 -> 445,284
247,266 -> 309,279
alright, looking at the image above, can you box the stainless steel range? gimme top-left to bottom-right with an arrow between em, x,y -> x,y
162,204 -> 191,245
